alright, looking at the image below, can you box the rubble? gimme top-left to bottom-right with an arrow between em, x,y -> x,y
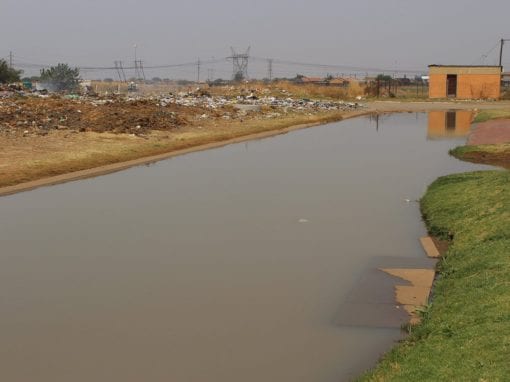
0,85 -> 364,137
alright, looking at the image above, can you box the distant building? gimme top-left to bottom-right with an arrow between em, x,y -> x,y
329,77 -> 359,87
295,76 -> 326,85
428,65 -> 502,99
502,73 -> 510,87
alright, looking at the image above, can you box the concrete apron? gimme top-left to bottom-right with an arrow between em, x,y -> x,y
336,237 -> 441,328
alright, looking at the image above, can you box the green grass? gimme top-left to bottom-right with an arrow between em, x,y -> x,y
474,109 -> 510,123
451,144 -> 510,156
358,170 -> 510,381
449,144 -> 510,170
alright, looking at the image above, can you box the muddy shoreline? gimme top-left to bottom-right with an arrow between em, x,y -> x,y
2,100 -> 509,197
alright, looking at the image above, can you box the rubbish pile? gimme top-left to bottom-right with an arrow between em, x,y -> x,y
0,87 -> 364,137
151,90 -> 362,112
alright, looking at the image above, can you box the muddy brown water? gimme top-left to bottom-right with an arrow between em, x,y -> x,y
0,112 -> 492,381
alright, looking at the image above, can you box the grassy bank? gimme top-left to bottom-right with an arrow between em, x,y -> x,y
450,144 -> 510,169
359,149 -> 510,381
359,169 -> 510,381
474,109 -> 510,123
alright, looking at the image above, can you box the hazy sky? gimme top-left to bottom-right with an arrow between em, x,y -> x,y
1,0 -> 509,79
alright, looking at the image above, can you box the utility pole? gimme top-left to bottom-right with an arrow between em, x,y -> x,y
119,61 -> 126,82
114,61 -> 127,82
9,51 -> 13,68
114,61 -> 122,82
207,68 -> 215,82
197,58 -> 201,83
138,60 -> 147,81
267,59 -> 273,81
133,44 -> 140,80
499,39 -> 510,67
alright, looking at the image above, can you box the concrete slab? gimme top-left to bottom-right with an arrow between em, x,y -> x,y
420,236 -> 441,258
380,268 -> 435,288
344,268 -> 408,305
395,285 -> 431,306
335,255 -> 437,328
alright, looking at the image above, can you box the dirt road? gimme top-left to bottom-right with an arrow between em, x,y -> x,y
468,118 -> 510,145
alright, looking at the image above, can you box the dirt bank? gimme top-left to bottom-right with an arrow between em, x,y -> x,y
2,100 -> 510,197
468,118 -> 510,145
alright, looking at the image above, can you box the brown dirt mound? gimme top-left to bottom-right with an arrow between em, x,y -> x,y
0,97 -> 230,136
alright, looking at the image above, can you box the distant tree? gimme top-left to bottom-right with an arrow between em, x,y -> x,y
376,74 -> 392,82
40,63 -> 80,91
0,59 -> 22,83
152,77 -> 162,82
103,78 -> 114,83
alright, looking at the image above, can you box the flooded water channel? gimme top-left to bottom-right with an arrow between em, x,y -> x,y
0,112 -> 492,381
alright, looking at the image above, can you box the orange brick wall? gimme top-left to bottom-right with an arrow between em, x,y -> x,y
457,74 -> 500,99
429,74 -> 447,98
429,73 -> 500,99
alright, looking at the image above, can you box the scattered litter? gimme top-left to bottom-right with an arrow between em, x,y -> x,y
0,84 -> 364,137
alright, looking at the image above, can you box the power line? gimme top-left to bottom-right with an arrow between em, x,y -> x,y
471,41 -> 501,65
251,56 -> 425,74
11,54 -> 427,78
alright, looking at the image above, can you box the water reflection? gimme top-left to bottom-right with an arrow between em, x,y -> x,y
427,110 -> 473,139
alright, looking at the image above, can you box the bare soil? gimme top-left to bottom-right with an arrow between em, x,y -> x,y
468,118 -> 510,145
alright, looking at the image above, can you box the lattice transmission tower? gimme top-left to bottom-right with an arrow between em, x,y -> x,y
228,47 -> 250,81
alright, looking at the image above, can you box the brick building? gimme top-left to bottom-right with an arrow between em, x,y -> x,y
428,65 -> 502,99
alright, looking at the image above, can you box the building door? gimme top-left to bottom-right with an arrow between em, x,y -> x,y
447,74 -> 457,97
445,111 -> 456,131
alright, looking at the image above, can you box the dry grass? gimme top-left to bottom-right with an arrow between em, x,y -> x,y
206,80 -> 364,100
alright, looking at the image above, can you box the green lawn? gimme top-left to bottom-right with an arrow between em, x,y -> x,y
359,170 -> 510,381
